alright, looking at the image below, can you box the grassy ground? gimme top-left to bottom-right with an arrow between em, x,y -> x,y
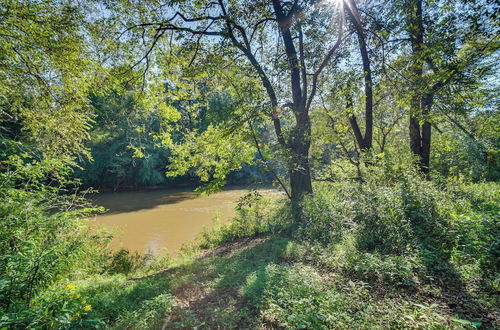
72,233 -> 498,329
64,180 -> 498,329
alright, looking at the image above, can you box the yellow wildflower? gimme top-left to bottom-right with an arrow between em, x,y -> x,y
83,304 -> 92,311
69,312 -> 80,321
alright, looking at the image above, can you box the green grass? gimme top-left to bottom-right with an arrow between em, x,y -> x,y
48,181 -> 499,329
68,234 -> 497,329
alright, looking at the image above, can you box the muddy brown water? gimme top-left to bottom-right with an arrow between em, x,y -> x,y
90,186 -> 272,256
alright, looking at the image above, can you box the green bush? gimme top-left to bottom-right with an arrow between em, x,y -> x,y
111,293 -> 173,329
432,129 -> 500,182
432,132 -> 489,181
447,182 -> 500,279
355,183 -> 417,254
298,185 -> 355,245
294,161 -> 499,288
261,264 -> 349,329
197,190 -> 292,249
107,249 -> 155,275
74,274 -> 173,328
0,153 -> 107,328
343,252 -> 422,287
25,283 -> 102,329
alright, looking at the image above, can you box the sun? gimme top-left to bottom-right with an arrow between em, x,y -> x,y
324,0 -> 345,12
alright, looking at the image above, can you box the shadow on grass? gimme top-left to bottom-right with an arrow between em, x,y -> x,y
411,225 -> 495,327
80,275 -> 172,326
163,235 -> 291,329
77,235 -> 290,329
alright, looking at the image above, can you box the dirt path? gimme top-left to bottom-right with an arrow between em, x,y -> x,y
159,237 -> 273,329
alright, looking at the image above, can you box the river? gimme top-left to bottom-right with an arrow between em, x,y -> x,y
91,186 -> 266,256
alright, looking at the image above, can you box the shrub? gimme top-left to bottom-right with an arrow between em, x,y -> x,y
297,185 -> 356,245
197,190 -> 292,249
0,154 -> 106,327
75,274 -> 173,328
24,283 -> 103,329
112,293 -> 173,329
447,182 -> 500,279
432,132 -> 490,182
302,167 -> 458,256
296,160 -> 499,289
261,264 -> 349,329
107,249 -> 154,275
354,183 -> 417,254
343,252 -> 422,288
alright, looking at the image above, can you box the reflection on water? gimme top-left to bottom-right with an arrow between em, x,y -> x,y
90,187 -> 257,255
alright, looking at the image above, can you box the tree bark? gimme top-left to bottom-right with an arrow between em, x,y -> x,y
407,0 -> 432,172
273,0 -> 313,208
289,111 -> 313,203
420,93 -> 434,172
345,0 -> 373,152
346,94 -> 365,149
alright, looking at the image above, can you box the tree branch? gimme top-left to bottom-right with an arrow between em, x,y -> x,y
306,4 -> 345,111
248,120 -> 291,200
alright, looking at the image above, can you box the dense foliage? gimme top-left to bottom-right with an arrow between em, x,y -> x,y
27,167 -> 495,328
0,0 -> 498,328
75,91 -> 173,190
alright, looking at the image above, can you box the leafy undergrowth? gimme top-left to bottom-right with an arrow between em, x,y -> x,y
68,233 -> 497,329
43,178 -> 500,329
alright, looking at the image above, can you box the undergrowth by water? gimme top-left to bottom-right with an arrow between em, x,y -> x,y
2,168 -> 499,329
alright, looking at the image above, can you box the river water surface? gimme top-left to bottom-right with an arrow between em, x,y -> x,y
91,187 -> 262,255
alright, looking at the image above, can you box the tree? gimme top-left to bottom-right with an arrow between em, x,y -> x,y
114,0 -> 350,209
0,0 -> 100,159
402,0 -> 498,172
76,89 -> 176,190
344,0 -> 374,152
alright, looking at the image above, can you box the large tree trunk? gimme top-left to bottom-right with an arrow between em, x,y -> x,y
409,114 -> 422,157
407,0 -> 432,173
273,0 -> 313,212
409,100 -> 432,172
288,109 -> 313,220
290,110 -> 313,204
420,122 -> 431,172
420,93 -> 434,172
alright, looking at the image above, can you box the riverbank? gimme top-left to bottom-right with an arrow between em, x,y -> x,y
4,180 -> 498,328
66,180 -> 499,328
71,232 -> 499,329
